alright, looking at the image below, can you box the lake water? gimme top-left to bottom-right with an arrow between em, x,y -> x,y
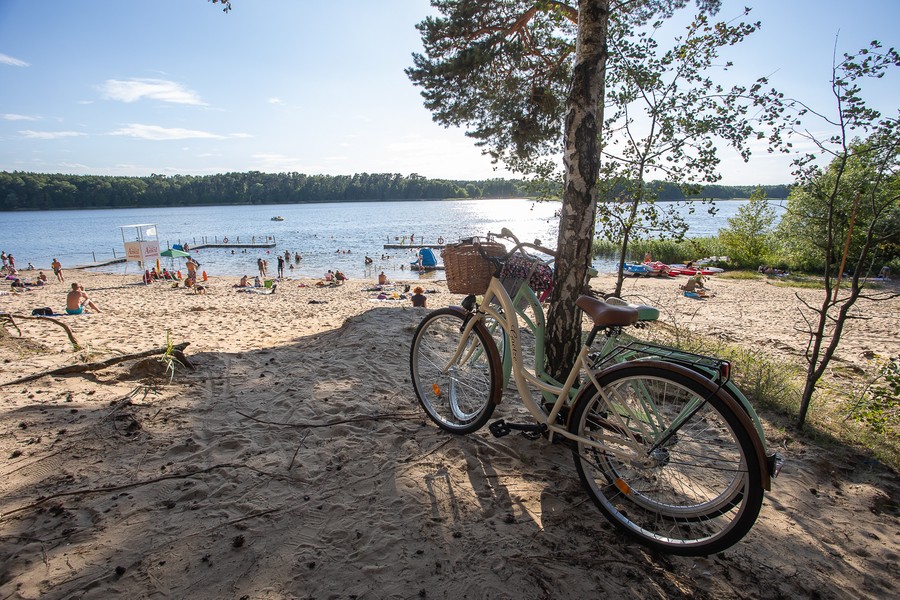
0,199 -> 775,280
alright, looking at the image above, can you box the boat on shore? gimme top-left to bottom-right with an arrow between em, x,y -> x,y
669,264 -> 723,276
624,263 -> 663,277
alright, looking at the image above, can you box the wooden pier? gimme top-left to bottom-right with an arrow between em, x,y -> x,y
192,242 -> 276,250
72,257 -> 127,270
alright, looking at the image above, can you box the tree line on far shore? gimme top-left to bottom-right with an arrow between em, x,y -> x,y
0,170 -> 790,211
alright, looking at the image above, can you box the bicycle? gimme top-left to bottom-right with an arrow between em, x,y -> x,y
409,229 -> 781,555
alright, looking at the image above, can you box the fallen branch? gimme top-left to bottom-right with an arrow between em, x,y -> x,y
236,410 -> 423,429
0,461 -> 290,519
0,312 -> 81,350
1,342 -> 191,387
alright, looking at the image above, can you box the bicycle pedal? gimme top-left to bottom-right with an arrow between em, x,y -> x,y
489,420 -> 512,438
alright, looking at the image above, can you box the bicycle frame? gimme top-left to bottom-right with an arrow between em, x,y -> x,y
450,275 -> 686,461
488,269 -> 770,451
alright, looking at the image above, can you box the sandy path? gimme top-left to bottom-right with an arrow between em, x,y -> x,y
0,271 -> 897,599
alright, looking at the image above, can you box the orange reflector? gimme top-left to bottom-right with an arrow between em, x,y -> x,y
432,383 -> 442,398
614,478 -> 632,495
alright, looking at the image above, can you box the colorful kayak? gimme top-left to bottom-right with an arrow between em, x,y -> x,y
669,265 -> 722,276
624,263 -> 662,276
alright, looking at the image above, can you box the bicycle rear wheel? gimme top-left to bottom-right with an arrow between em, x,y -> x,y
568,363 -> 764,555
409,308 -> 501,434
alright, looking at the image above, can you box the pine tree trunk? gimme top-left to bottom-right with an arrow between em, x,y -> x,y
545,0 -> 609,381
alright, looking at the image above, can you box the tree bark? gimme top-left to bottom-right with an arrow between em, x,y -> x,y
545,0 -> 609,381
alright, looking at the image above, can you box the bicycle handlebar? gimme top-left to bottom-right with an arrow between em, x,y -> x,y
487,229 -> 557,259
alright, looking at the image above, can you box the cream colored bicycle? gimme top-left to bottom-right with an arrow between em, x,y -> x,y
409,229 -> 778,555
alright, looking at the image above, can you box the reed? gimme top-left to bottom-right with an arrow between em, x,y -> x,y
592,236 -> 727,264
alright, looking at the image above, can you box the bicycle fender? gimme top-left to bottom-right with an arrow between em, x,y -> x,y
446,305 -> 505,406
582,360 -> 772,491
661,361 -> 768,451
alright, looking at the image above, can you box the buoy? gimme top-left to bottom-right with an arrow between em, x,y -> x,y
223,236 -> 229,243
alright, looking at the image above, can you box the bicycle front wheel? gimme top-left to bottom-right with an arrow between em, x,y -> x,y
409,308 -> 501,434
569,363 -> 764,555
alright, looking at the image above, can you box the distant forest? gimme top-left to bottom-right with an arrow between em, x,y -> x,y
0,171 -> 791,211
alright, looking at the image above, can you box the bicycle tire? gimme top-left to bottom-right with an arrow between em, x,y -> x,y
409,307 -> 502,434
568,362 -> 764,555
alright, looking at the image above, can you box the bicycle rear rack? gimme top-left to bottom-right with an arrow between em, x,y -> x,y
591,341 -> 733,384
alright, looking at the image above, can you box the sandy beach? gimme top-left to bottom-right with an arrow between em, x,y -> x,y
1,269 -> 898,599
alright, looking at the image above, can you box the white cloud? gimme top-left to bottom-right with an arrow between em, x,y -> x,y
20,130 -> 85,139
59,161 -> 92,171
268,97 -> 285,105
99,78 -> 207,106
2,113 -> 37,121
110,124 -> 225,141
250,152 -> 322,172
0,53 -> 29,67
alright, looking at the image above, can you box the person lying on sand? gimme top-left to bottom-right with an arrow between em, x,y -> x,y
66,282 -> 101,314
236,283 -> 276,295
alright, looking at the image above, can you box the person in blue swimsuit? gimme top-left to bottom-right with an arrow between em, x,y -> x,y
66,282 -> 101,314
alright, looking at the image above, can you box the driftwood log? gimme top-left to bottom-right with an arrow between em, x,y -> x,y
1,342 -> 191,387
0,312 -> 81,350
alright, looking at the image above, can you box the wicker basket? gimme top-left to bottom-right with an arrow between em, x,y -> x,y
441,239 -> 507,294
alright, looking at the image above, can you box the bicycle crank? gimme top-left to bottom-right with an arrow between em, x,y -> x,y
489,419 -> 547,438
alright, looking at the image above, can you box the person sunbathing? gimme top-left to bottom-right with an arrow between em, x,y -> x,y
66,283 -> 101,314
411,286 -> 427,307
681,272 -> 708,292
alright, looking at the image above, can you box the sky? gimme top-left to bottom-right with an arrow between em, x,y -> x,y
0,0 -> 897,186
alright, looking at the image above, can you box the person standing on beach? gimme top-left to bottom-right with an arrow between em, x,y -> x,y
185,258 -> 197,281
257,257 -> 265,278
52,258 -> 64,282
277,255 -> 285,278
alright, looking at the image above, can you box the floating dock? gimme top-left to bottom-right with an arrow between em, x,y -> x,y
191,242 -> 276,250
383,244 -> 446,250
